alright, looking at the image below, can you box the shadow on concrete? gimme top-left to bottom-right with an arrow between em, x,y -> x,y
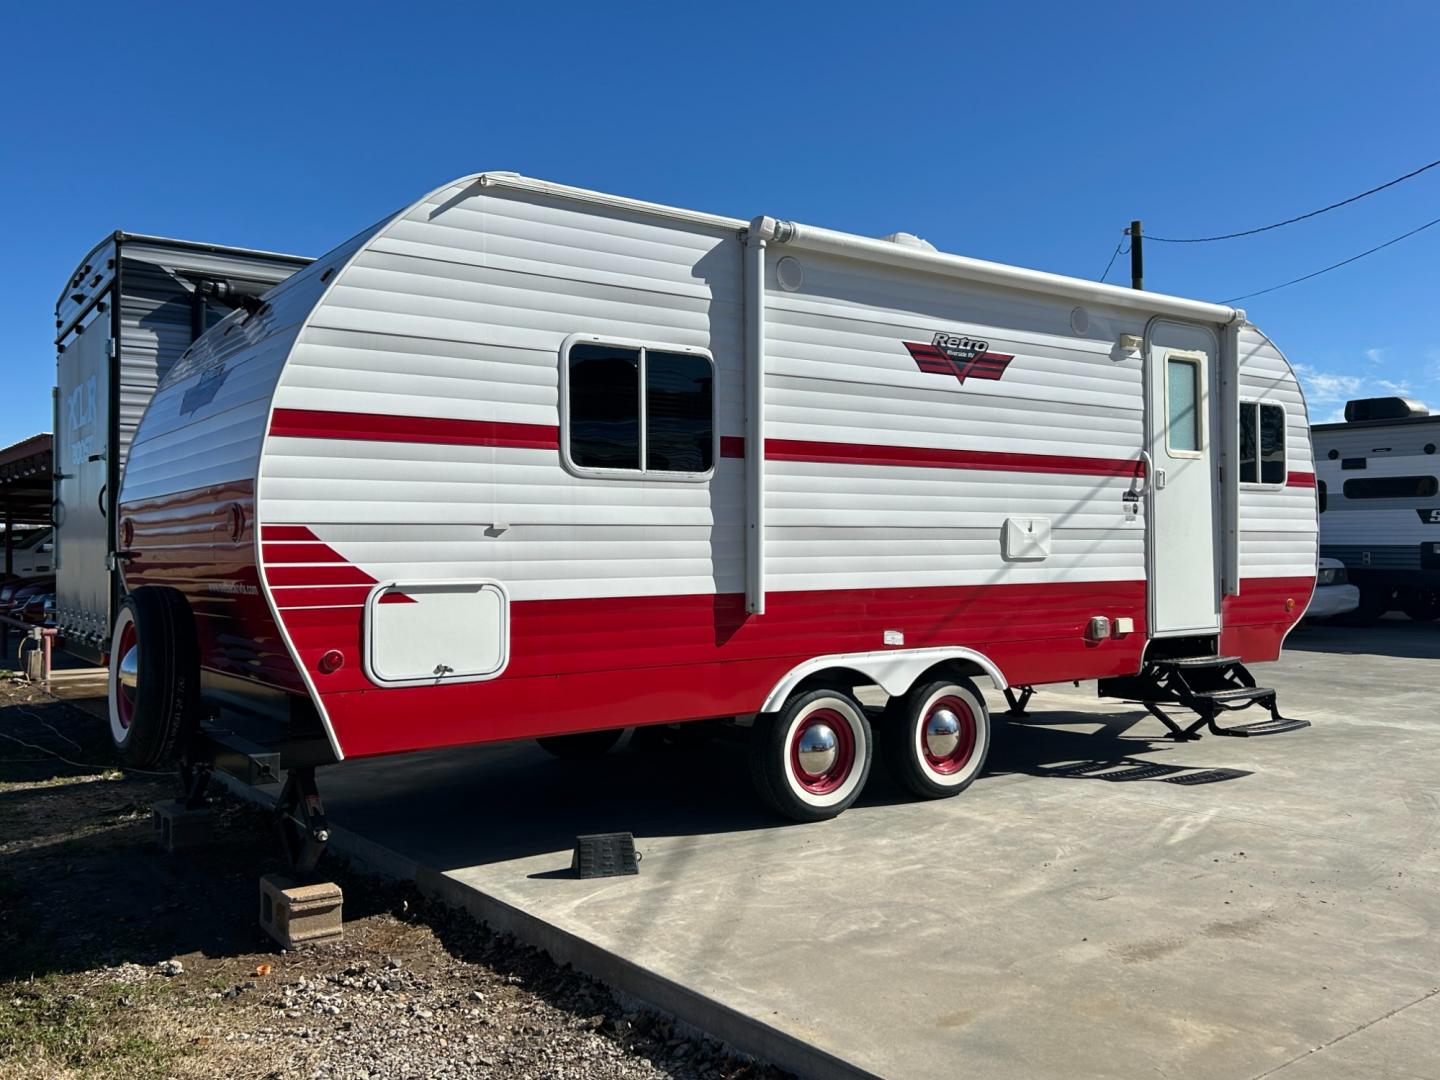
318,703 -> 1257,875
1288,617 -> 1440,661
323,732 -> 792,874
988,710 -> 1252,786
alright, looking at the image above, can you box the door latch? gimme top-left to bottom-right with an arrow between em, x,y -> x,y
1154,468 -> 1167,490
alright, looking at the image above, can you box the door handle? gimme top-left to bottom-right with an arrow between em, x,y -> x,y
1134,451 -> 1154,495
1155,468 -> 1167,491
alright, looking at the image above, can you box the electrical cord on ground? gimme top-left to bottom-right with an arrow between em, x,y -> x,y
0,726 -> 172,776
1221,213 -> 1440,303
1149,156 -> 1440,243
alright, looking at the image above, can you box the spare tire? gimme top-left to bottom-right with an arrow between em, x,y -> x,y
108,587 -> 199,768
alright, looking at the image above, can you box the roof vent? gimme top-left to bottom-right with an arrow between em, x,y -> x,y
879,232 -> 937,252
1344,397 -> 1429,422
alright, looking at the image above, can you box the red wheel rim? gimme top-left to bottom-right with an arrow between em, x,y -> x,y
922,695 -> 977,775
789,708 -> 856,795
115,621 -> 137,731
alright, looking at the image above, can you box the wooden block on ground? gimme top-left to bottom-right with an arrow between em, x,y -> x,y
259,874 -> 343,948
151,800 -> 214,853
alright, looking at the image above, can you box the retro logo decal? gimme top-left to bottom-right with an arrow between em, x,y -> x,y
904,332 -> 1014,384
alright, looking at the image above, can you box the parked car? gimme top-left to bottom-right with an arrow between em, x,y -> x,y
0,576 -> 55,619
18,590 -> 55,628
1305,558 -> 1360,621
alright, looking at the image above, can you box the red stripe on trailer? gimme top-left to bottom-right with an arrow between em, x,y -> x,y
766,439 -> 1144,478
1286,472 -> 1317,487
266,564 -> 377,587
265,409 -> 1142,478
269,408 -> 561,450
261,524 -> 322,541
703,436 -> 1142,477
262,542 -> 355,565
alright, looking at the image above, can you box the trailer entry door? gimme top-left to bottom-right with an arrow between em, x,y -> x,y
1147,330 -> 1221,635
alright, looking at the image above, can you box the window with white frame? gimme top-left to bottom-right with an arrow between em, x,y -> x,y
1239,401 -> 1286,484
564,339 -> 715,477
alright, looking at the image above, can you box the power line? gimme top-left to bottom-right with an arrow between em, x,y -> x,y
1221,213 -> 1440,303
1148,156 -> 1440,243
1098,238 -> 1129,282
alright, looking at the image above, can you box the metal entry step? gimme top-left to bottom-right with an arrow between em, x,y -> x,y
1099,654 -> 1308,742
1160,655 -> 1241,669
1190,686 -> 1274,707
1209,716 -> 1312,738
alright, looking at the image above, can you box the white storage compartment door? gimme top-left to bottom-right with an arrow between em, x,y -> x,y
364,581 -> 509,686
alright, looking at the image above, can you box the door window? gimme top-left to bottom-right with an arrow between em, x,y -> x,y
1165,355 -> 1202,454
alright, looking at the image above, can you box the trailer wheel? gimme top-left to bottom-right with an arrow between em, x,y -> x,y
748,687 -> 872,823
1399,589 -> 1440,622
107,588 -> 199,769
535,729 -> 623,760
881,679 -> 991,799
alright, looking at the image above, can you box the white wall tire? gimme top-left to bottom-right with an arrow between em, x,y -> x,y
107,605 -> 139,751
748,687 -> 872,822
107,588 -> 199,768
882,678 -> 991,799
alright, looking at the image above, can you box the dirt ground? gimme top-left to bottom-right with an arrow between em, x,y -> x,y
0,678 -> 791,1080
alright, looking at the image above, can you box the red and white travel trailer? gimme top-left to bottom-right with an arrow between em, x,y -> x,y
107,173 -> 1317,826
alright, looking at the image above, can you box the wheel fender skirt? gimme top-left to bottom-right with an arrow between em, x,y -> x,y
760,648 -> 1008,714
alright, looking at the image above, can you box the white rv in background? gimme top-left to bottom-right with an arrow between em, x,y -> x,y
1312,397 -> 1440,623
83,173 -> 1318,834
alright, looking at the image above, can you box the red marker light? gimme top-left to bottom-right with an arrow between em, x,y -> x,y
318,650 -> 344,674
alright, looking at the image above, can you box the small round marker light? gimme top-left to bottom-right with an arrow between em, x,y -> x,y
318,650 -> 344,674
1284,598 -> 1295,613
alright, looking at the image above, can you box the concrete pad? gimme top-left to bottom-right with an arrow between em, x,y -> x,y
201,621 -> 1440,1076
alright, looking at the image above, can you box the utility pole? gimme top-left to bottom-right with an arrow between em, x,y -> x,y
1128,220 -> 1143,290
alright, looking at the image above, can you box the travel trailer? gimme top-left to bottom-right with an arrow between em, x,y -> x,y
54,234 -> 311,660
97,174 -> 1318,837
1311,397 -> 1440,622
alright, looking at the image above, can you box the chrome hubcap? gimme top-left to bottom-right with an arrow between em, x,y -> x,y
925,708 -> 962,759
117,644 -> 139,707
796,723 -> 839,777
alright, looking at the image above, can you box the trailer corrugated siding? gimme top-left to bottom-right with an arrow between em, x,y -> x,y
260,184 -> 746,601
761,249 -> 1147,592
1235,326 -> 1316,581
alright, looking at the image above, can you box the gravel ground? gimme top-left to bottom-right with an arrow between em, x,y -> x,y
0,676 -> 791,1080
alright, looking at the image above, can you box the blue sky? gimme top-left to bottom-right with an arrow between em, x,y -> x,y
2,1 -> 1436,444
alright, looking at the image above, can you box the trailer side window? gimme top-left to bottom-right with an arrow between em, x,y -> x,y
1343,476 -> 1439,499
564,339 -> 715,478
646,351 -> 714,473
1239,402 -> 1286,484
568,344 -> 641,470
